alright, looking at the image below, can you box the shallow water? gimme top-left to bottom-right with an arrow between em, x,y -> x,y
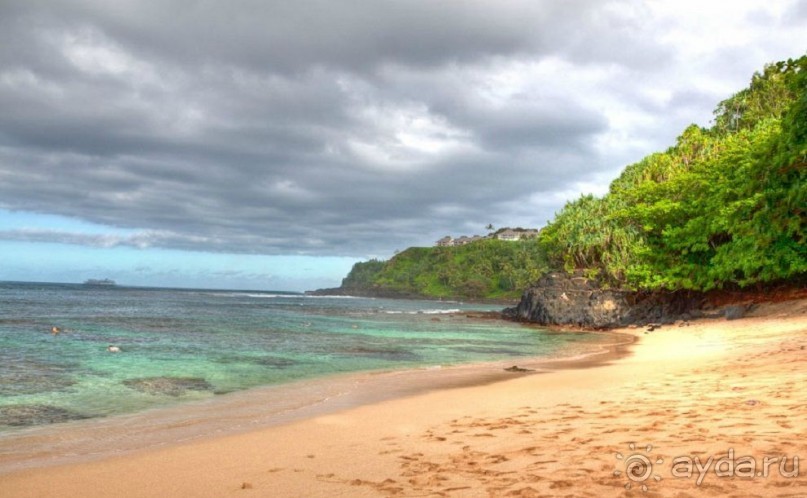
0,282 -> 613,432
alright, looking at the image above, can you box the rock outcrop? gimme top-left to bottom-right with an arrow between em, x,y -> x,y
122,377 -> 214,397
0,404 -> 90,426
503,271 -> 706,329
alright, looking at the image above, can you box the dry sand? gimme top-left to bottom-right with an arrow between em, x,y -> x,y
1,300 -> 805,497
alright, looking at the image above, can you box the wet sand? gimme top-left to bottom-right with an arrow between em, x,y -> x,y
1,300 -> 805,497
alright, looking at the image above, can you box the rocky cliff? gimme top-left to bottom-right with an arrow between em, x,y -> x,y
503,271 -> 707,329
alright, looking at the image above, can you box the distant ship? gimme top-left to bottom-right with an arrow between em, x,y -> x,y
83,278 -> 116,286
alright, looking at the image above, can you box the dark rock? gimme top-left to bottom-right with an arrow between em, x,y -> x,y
504,271 -> 707,329
123,377 -> 214,396
253,356 -> 298,368
338,346 -> 420,362
0,357 -> 77,396
504,365 -> 533,372
695,310 -> 723,319
0,404 -> 90,426
724,305 -> 747,320
457,346 -> 523,356
213,355 -> 298,368
504,272 -> 625,328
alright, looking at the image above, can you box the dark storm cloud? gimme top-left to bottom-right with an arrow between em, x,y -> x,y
12,0 -> 575,72
0,0 -> 799,256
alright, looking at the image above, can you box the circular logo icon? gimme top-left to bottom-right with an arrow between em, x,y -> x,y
614,443 -> 664,492
624,453 -> 653,482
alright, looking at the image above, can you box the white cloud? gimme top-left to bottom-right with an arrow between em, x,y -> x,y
0,227 -> 209,250
0,0 -> 801,260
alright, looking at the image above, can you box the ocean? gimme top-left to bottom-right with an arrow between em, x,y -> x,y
0,281 -> 615,434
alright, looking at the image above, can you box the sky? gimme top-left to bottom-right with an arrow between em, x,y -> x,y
0,0 -> 804,291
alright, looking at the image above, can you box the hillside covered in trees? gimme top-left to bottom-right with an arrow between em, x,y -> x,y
541,55 -> 806,291
338,240 -> 549,300
327,55 -> 806,300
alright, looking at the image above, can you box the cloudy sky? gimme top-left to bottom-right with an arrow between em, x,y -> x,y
0,0 -> 804,290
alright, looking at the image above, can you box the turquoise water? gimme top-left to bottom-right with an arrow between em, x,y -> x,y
0,282 -> 612,431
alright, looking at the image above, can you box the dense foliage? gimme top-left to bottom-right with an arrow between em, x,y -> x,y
340,259 -> 387,289
341,240 -> 549,299
341,56 -> 806,298
541,55 -> 806,290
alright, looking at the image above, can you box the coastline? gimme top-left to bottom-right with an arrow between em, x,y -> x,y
304,288 -> 521,306
1,300 -> 805,496
0,325 -> 630,475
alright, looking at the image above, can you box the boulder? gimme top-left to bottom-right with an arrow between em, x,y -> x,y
122,377 -> 214,396
0,404 -> 89,426
503,271 -> 705,329
724,305 -> 747,320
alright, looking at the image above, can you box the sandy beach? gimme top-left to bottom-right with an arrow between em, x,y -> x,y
1,300 -> 805,497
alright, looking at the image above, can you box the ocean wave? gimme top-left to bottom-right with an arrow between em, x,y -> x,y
210,292 -> 362,300
383,309 -> 461,315
301,294 -> 360,299
211,292 -> 301,299
243,293 -> 300,299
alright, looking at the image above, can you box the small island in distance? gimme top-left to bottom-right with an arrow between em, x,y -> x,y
83,278 -> 116,286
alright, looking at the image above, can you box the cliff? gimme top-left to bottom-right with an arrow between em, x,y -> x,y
504,271 -> 806,329
502,272 -> 705,328
308,241 -> 548,301
312,56 -> 806,318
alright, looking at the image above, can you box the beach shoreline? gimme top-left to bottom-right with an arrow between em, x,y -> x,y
1,299 -> 805,497
0,323 -> 631,476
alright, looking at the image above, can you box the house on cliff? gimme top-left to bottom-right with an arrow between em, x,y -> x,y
437,235 -> 486,247
436,228 -> 540,246
496,229 -> 541,241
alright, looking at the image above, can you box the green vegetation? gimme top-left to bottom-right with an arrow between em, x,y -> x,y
341,55 -> 806,299
341,259 -> 387,289
341,240 -> 549,300
541,55 -> 806,290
